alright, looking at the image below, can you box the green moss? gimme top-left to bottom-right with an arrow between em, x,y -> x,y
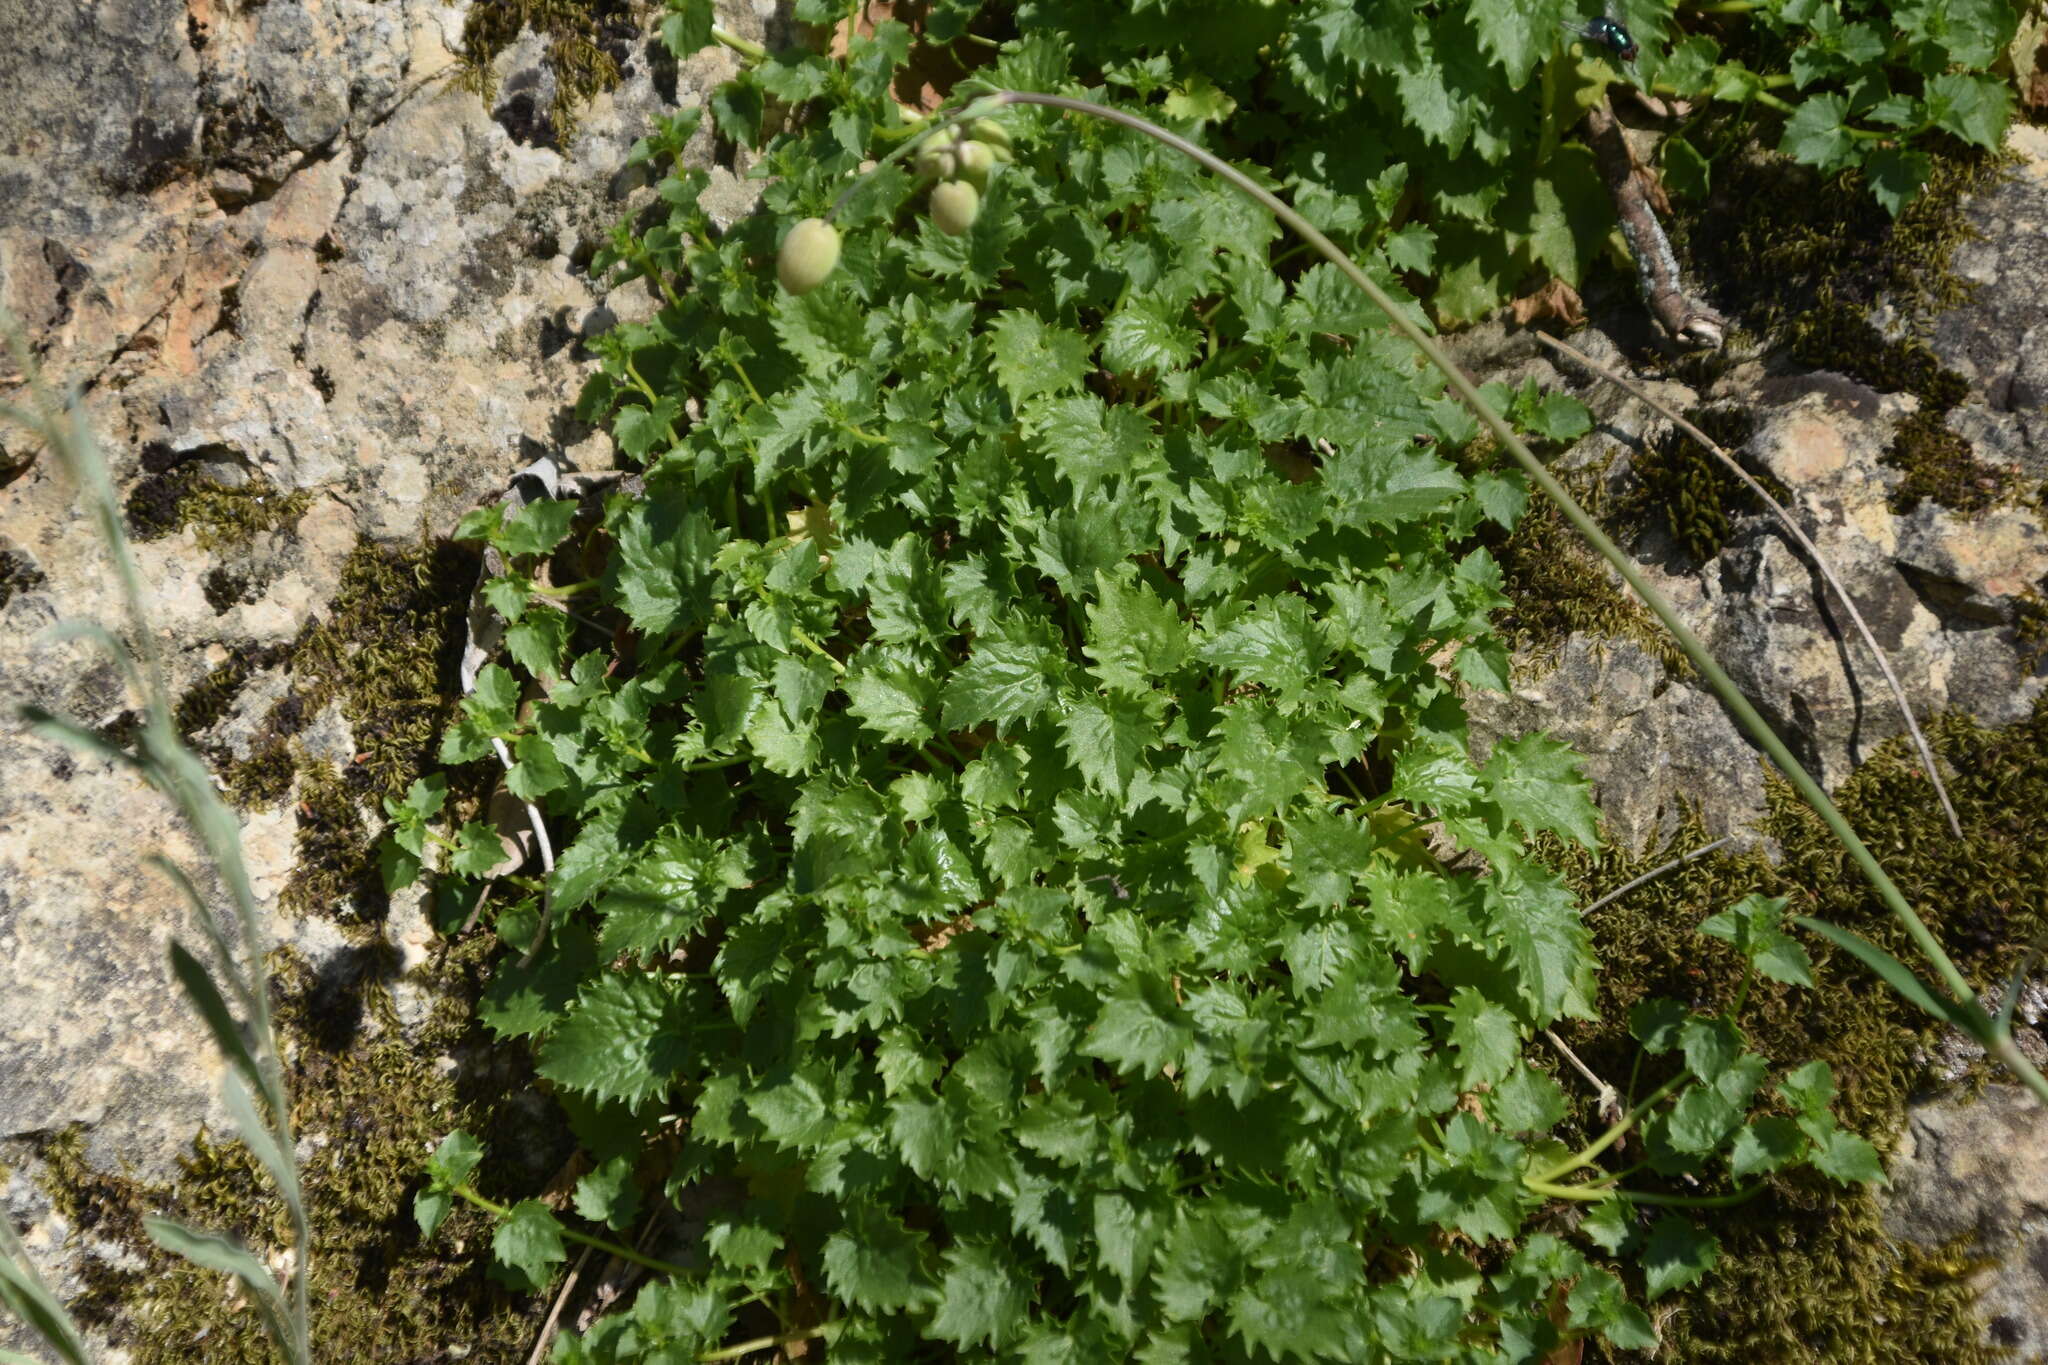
1545,692 -> 2048,1362
283,755 -> 379,922
171,537 -> 485,917
457,0 -> 635,144
285,540 -> 483,807
1608,408 -> 1786,565
123,467 -> 311,550
2014,590 -> 2048,675
173,643 -> 291,739
179,481 -> 315,553
1485,460 -> 1691,676
35,944 -> 562,1362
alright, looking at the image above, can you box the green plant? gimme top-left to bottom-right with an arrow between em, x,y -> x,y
0,337 -> 311,1365
378,18 -> 2011,1356
689,0 -> 2024,325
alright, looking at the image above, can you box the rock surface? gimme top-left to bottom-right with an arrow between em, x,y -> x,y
1460,131 -> 2048,854
0,0 -> 771,1340
1884,1084 -> 2048,1361
1916,124 -> 2048,486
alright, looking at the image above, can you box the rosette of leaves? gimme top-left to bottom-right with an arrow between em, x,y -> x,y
394,17 -> 1881,1362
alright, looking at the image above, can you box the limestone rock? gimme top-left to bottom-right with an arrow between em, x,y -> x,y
1884,1086 -> 2048,1360
1466,128 -> 2048,851
0,1 -> 771,1343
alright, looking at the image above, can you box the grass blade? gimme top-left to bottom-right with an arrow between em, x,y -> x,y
1995,933 -> 2045,1035
223,1072 -> 305,1230
144,857 -> 261,1025
141,1219 -> 298,1363
165,941 -> 267,1105
14,707 -> 145,778
1795,917 -> 1972,1030
0,1222 -> 92,1365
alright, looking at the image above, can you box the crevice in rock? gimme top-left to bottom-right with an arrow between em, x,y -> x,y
207,280 -> 243,342
0,547 -> 47,610
40,239 -> 89,328
1896,562 -> 2014,629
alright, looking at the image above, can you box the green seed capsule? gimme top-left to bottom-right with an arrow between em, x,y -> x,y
776,217 -> 841,295
913,126 -> 962,180
953,139 -> 994,191
968,118 -> 1011,153
915,143 -> 959,181
929,179 -> 981,236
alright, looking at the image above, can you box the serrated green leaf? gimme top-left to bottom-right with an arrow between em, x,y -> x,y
1778,1059 -> 1838,1115
572,1155 -> 642,1231
1629,997 -> 1688,1053
822,1207 -> 934,1313
941,634 -> 1061,734
506,607 -> 572,678
929,1241 -> 1029,1349
1729,1116 -> 1806,1179
1780,94 -> 1858,172
1487,1065 -> 1567,1134
1806,1123 -> 1885,1185
1482,733 -> 1601,851
1057,691 -> 1158,801
492,1199 -> 567,1291
1082,980 -> 1192,1077
989,310 -> 1093,405
1448,985 -> 1521,1089
535,974 -> 694,1107
500,498 -> 578,558
605,499 -> 724,637
1641,1216 -> 1719,1301
1699,893 -> 1814,987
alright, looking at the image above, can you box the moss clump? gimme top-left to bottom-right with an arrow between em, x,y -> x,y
1485,460 -> 1691,676
1883,402 -> 2014,516
1609,408 -> 1785,565
457,0 -> 636,144
179,481 -> 315,553
253,540 -> 482,919
168,536 -> 483,919
124,463 -> 311,550
284,756 -> 380,922
1544,691 -> 2048,1362
173,642 -> 291,740
2015,590 -> 2048,675
36,943 -> 564,1363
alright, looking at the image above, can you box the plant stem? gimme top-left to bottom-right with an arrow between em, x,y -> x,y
1536,331 -> 1964,839
790,625 -> 848,675
1584,835 -> 1738,913
1535,1071 -> 1688,1184
969,89 -> 2048,1109
698,1328 -> 830,1362
451,1186 -> 698,1279
1524,1177 -> 1765,1208
710,25 -> 768,62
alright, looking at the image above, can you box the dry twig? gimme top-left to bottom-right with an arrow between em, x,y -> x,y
1583,97 -> 1725,348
